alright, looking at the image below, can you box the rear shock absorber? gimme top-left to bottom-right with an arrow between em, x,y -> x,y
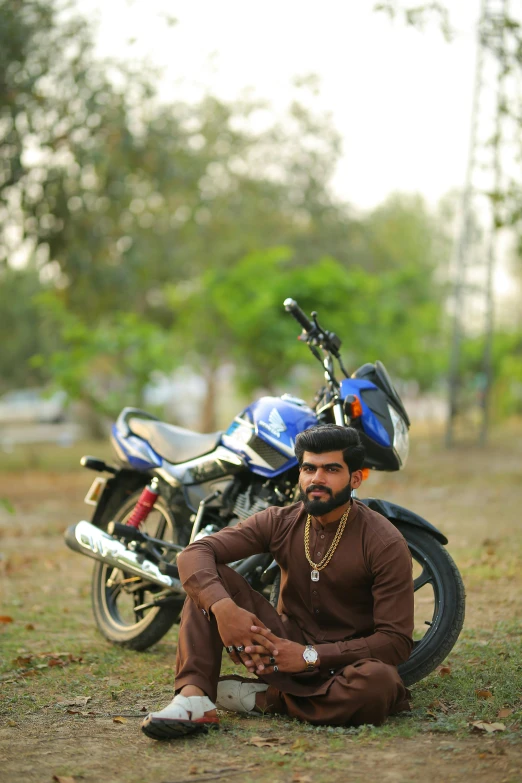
126,477 -> 160,529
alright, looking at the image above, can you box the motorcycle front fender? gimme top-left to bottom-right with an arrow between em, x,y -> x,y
360,497 -> 448,545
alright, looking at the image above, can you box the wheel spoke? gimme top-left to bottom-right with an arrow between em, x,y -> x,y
133,589 -> 147,620
413,567 -> 432,591
94,492 -> 181,641
154,516 -> 167,540
106,566 -> 121,587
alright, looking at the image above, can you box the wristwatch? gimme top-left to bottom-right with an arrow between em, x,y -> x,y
302,644 -> 319,671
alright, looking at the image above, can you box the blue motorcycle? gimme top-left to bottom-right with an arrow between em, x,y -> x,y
65,298 -> 465,685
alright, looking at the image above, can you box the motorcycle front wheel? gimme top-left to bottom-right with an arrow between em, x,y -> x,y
268,525 -> 465,686
91,491 -> 184,650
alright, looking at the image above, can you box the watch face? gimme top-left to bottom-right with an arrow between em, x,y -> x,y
303,647 -> 318,664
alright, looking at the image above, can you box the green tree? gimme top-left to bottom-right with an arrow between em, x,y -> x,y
0,264 -> 58,392
34,296 -> 177,426
2,0 -> 449,433
166,239 -> 445,430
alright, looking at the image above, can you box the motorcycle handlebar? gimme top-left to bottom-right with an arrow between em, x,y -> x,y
283,297 -> 346,378
283,298 -> 314,333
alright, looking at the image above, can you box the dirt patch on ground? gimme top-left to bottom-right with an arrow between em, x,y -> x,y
1,433 -> 522,783
1,715 -> 521,783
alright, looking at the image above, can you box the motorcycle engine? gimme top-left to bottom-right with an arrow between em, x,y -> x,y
230,480 -> 294,523
193,486 -> 279,542
233,489 -> 273,521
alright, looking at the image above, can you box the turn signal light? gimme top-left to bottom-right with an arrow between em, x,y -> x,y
360,468 -> 370,481
344,394 -> 363,419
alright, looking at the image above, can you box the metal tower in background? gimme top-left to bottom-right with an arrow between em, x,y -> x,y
446,0 -> 510,447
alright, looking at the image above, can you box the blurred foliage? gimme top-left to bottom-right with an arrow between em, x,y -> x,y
458,331 -> 522,420
375,3 -> 522,426
0,264 -> 59,389
33,293 -> 176,416
4,0 -> 520,432
0,497 -> 15,513
166,240 -> 446,395
373,2 -> 454,41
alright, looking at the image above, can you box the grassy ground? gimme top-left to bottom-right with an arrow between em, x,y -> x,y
0,425 -> 521,783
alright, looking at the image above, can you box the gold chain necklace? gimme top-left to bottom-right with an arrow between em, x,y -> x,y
304,503 -> 351,582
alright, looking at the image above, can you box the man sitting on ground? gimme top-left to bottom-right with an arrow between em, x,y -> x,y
142,424 -> 414,739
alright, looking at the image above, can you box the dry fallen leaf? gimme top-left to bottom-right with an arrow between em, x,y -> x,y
56,696 -> 91,708
291,738 -> 314,751
13,656 -> 32,666
497,708 -> 513,719
471,721 -> 506,733
247,735 -> 288,748
437,665 -> 452,677
428,699 -> 449,714
0,616 -> 13,624
113,716 -> 127,724
52,776 -> 77,783
475,689 -> 493,699
478,746 -> 506,758
25,623 -> 35,630
466,657 -> 485,666
292,775 -> 313,783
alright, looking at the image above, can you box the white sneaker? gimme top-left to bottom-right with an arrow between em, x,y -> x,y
216,679 -> 269,715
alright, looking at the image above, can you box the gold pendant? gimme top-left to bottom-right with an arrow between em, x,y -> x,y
311,569 -> 319,582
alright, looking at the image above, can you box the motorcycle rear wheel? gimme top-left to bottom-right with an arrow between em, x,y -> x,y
268,525 -> 465,686
396,525 -> 465,686
91,491 -> 184,650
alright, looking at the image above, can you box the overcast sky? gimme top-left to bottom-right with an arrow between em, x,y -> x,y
77,0 -> 482,211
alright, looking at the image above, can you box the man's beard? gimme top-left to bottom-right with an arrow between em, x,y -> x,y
298,481 -> 353,516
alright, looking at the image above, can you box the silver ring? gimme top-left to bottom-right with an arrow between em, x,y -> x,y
226,645 -> 235,653
235,645 -> 245,653
269,656 -> 276,665
273,664 -> 279,673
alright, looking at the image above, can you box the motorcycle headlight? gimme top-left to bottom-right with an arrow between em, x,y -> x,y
388,404 -> 409,468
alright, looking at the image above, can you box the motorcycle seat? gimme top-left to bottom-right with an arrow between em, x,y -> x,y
128,418 -> 223,464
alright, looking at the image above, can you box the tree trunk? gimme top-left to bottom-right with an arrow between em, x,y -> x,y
77,399 -> 109,440
200,364 -> 218,432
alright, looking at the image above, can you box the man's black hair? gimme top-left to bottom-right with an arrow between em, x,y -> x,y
294,424 -> 365,473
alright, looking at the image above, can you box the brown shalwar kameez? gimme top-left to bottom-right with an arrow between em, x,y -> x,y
175,500 -> 414,726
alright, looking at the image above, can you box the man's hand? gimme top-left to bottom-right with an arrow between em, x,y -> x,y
211,598 -> 279,671
245,626 -> 318,674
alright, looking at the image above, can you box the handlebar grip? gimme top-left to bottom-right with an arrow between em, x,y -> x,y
283,298 -> 314,333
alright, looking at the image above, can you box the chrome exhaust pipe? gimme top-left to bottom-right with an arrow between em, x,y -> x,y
64,520 -> 185,594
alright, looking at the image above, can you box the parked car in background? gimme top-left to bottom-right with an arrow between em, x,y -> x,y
0,389 -> 68,425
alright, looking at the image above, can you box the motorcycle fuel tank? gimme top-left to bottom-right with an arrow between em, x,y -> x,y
222,395 -> 317,478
